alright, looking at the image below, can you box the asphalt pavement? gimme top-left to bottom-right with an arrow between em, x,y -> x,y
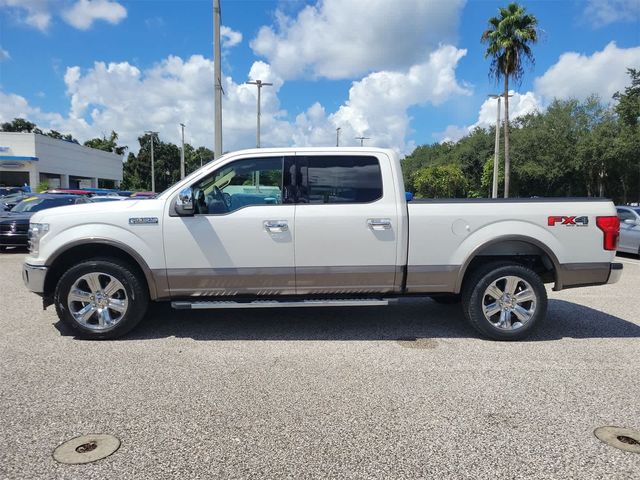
1,250 -> 639,479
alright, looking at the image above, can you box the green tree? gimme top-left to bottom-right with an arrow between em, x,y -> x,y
481,2 -> 539,198
84,131 -> 128,156
0,118 -> 41,133
412,164 -> 468,198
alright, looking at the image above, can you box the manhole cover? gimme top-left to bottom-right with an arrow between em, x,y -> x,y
53,434 -> 121,464
594,426 -> 640,454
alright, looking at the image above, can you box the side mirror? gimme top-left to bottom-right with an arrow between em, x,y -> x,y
175,187 -> 195,216
405,192 -> 414,202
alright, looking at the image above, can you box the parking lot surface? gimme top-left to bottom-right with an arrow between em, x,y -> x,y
1,250 -> 639,479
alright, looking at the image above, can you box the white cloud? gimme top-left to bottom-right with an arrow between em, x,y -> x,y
535,42 -> 640,102
0,0 -> 51,31
0,45 -> 469,157
250,0 -> 466,80
220,26 -> 242,49
436,91 -> 542,143
62,0 -> 127,30
582,0 -> 640,28
0,46 -> 10,61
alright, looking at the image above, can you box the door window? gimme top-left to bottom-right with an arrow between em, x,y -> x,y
297,156 -> 383,204
192,157 -> 290,214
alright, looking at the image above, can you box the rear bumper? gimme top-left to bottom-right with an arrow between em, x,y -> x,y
556,262 -> 622,290
23,263 -> 47,294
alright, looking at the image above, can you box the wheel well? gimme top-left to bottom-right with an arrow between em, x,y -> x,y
459,239 -> 557,293
44,244 -> 151,298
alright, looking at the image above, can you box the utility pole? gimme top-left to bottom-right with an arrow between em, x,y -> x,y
213,0 -> 223,159
179,123 -> 186,179
355,136 -> 370,147
336,127 -> 341,147
144,131 -> 158,193
246,79 -> 273,148
489,93 -> 512,199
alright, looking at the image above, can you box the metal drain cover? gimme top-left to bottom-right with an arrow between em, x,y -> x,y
53,434 -> 120,464
594,426 -> 640,454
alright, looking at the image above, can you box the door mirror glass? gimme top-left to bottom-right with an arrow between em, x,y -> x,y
175,187 -> 194,216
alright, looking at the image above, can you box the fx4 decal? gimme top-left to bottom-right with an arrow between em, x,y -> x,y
547,216 -> 589,227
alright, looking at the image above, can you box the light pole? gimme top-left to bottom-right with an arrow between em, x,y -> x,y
355,136 -> 370,147
213,0 -> 223,159
336,127 -> 341,147
246,79 -> 272,148
489,93 -> 512,199
179,123 -> 186,179
144,130 -> 158,193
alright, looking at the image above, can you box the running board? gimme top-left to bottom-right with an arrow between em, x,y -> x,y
171,298 -> 391,310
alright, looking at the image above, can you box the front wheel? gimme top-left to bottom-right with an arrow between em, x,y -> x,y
54,258 -> 149,339
462,262 -> 547,341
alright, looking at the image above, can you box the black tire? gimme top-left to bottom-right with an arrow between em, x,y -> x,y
461,262 -> 547,341
54,257 -> 149,340
430,294 -> 461,304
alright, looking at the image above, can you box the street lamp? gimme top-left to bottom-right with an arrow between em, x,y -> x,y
179,123 -> 185,179
355,136 -> 370,147
144,130 -> 158,193
246,79 -> 273,148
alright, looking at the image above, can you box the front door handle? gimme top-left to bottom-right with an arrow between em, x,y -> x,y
264,220 -> 289,233
367,218 -> 392,230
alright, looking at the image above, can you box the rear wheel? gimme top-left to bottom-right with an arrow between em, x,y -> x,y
54,258 -> 149,339
462,262 -> 547,340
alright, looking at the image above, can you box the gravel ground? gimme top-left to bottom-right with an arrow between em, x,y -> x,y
1,250 -> 639,479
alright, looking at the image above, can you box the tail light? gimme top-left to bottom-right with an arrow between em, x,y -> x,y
596,216 -> 620,251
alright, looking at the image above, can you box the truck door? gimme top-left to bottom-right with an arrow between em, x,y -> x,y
293,153 -> 400,294
163,155 -> 296,296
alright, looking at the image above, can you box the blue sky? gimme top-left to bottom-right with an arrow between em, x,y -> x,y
0,0 -> 638,155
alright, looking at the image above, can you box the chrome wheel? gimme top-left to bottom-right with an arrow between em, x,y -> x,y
481,275 -> 537,331
67,272 -> 128,331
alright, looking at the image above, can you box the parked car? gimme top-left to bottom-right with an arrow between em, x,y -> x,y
0,194 -> 90,251
90,195 -> 125,202
129,191 -> 156,198
0,187 -> 24,197
46,189 -> 93,196
616,206 -> 640,255
22,147 -> 622,340
1,191 -> 28,211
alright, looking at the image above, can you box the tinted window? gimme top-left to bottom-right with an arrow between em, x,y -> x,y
12,197 -> 76,212
617,208 -> 635,221
192,157 -> 286,214
299,156 -> 383,204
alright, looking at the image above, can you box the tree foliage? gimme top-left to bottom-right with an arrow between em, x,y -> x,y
403,70 -> 640,205
84,131 -> 128,156
0,118 -> 78,143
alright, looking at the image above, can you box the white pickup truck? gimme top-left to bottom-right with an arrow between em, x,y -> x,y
22,147 -> 622,340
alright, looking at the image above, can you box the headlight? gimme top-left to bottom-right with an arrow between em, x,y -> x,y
28,223 -> 49,255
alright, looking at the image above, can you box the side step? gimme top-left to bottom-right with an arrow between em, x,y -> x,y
171,298 -> 391,310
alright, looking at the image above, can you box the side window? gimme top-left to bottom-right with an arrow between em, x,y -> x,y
299,156 -> 383,204
192,157 -> 286,214
617,209 -> 634,222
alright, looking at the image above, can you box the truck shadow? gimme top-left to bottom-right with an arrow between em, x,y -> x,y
56,298 -> 640,342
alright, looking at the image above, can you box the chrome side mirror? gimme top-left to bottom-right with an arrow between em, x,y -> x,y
175,187 -> 194,216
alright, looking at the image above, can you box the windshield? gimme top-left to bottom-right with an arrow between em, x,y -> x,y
11,197 -> 75,213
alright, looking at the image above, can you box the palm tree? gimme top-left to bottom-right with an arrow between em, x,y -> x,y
481,2 -> 538,198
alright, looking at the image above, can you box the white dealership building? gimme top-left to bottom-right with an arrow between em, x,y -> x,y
0,132 -> 123,189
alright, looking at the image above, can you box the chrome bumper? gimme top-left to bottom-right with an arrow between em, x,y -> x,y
607,263 -> 623,285
23,263 -> 47,294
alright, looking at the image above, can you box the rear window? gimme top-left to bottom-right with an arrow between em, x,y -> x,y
299,156 -> 383,204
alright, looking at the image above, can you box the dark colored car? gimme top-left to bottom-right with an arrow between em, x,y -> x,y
0,194 -> 91,251
0,187 -> 24,197
1,191 -> 29,211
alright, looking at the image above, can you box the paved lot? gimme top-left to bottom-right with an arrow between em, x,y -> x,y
1,250 -> 639,479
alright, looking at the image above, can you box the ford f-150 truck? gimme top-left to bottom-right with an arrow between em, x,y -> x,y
22,148 -> 622,340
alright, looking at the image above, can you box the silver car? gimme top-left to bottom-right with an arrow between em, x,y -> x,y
616,206 -> 640,255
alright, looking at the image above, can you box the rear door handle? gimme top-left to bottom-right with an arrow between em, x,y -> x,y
367,218 -> 392,230
264,220 -> 289,233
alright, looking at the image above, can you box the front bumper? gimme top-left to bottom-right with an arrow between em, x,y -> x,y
607,262 -> 623,285
23,263 -> 48,293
